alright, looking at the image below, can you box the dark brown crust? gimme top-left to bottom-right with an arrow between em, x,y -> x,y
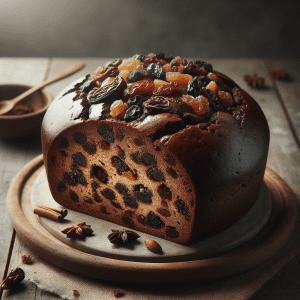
41,70 -> 269,243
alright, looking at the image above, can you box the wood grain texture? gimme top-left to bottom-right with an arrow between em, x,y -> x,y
0,59 -> 49,294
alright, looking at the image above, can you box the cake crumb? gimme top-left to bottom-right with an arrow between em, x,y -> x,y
114,289 -> 124,298
21,255 -> 33,264
72,290 -> 80,297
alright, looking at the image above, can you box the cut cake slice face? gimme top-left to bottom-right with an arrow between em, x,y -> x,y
45,120 -> 196,244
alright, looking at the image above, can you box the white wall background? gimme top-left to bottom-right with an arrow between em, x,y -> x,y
0,0 -> 299,58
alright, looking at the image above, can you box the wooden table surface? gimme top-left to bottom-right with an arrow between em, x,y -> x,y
0,58 -> 299,299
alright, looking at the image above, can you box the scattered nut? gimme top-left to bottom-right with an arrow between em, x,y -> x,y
144,238 -> 163,254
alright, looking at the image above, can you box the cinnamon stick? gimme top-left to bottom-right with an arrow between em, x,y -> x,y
37,205 -> 68,217
34,206 -> 67,222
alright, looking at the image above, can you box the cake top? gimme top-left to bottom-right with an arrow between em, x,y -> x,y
62,53 -> 245,131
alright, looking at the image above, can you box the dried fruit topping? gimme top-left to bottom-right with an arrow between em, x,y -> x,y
207,81 -> 218,94
94,66 -> 119,82
127,95 -> 146,107
143,96 -> 171,114
146,63 -> 166,80
202,88 -> 228,112
183,61 -> 204,76
187,75 -> 210,97
154,79 -> 168,89
217,90 -> 233,107
118,58 -> 141,72
107,229 -> 140,243
194,60 -> 213,72
80,77 -> 97,94
102,77 -> 115,87
119,70 -> 131,83
88,76 -> 127,104
144,238 -> 163,253
123,79 -> 155,100
143,55 -> 161,67
127,69 -> 149,83
165,72 -> 192,87
207,72 -> 219,81
110,100 -> 128,118
155,52 -> 165,59
163,64 -> 172,73
192,95 -> 210,115
124,105 -> 143,122
164,55 -> 173,63
106,58 -> 122,67
171,56 -> 188,66
132,54 -> 145,62
153,82 -> 181,96
244,74 -> 265,89
1,268 -> 25,289
61,222 -> 93,239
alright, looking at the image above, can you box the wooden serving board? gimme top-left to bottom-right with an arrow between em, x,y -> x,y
7,154 -> 297,284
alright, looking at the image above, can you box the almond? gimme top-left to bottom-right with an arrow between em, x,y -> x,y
144,238 -> 162,254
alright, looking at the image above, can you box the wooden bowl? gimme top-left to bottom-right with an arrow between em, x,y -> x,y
0,84 -> 52,138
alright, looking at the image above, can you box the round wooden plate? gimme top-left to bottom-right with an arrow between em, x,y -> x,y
7,155 -> 298,284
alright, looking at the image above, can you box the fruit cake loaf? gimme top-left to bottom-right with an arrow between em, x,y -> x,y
41,53 -> 269,244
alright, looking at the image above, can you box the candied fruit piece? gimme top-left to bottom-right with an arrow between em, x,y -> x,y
123,80 -> 155,100
153,82 -> 181,96
207,81 -> 218,94
163,64 -> 172,73
93,66 -> 119,82
207,72 -> 219,81
102,77 -> 115,87
181,94 -> 195,105
110,100 -> 128,118
118,58 -> 141,72
165,72 -> 192,87
143,96 -> 171,114
171,56 -> 187,66
124,171 -> 137,181
92,66 -> 105,79
154,79 -> 168,89
177,64 -> 184,73
127,69 -> 149,83
218,90 -> 233,107
191,95 -> 210,116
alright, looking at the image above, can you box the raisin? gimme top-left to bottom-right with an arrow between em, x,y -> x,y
93,192 -> 102,203
110,100 -> 128,118
194,60 -> 213,72
73,132 -> 87,145
58,181 -> 66,192
98,124 -> 115,143
64,172 -> 76,186
115,129 -> 125,141
163,64 -> 172,73
139,152 -> 157,167
143,96 -> 171,114
84,198 -> 93,204
91,181 -> 100,191
164,56 -> 173,63
133,137 -> 144,146
127,95 -> 146,107
91,165 -> 109,184
123,80 -> 155,100
115,183 -> 129,194
158,184 -> 172,201
166,226 -> 179,238
107,58 -> 123,67
82,142 -> 97,154
71,164 -> 87,186
187,76 -> 210,98
157,208 -> 171,217
167,167 -> 179,179
137,214 -> 147,226
165,153 -> 176,166
134,184 -> 153,204
69,190 -> 79,202
218,90 -> 233,107
155,52 -> 165,59
123,194 -> 139,208
88,76 -> 126,104
101,188 -> 116,200
80,79 -> 97,94
147,167 -> 165,182
175,199 -> 190,220
153,82 -> 181,96
111,156 -> 130,174
165,72 -> 192,87
94,66 -> 119,82
72,152 -> 86,167
127,69 -> 149,83
122,216 -> 135,228
132,54 -> 145,62
124,105 -> 143,122
147,211 -> 162,229
118,58 -> 140,72
111,201 -> 122,209
146,63 -> 165,80
58,137 -> 69,148
100,140 -> 110,150
130,151 -> 140,164
201,88 -> 227,112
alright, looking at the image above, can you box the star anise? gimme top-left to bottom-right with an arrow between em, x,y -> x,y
1,268 -> 25,290
244,74 -> 265,89
270,68 -> 290,81
107,229 -> 140,244
61,222 -> 93,239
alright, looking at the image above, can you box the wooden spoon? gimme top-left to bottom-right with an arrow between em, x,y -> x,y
0,61 -> 85,115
